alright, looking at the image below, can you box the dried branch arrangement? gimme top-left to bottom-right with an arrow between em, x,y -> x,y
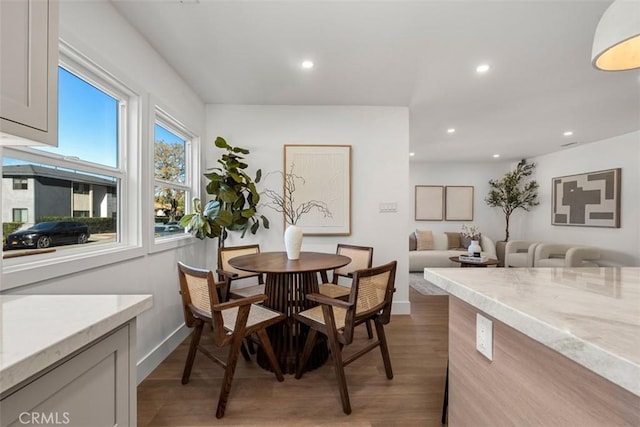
262,163 -> 332,225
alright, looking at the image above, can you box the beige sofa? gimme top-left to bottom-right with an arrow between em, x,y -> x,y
409,232 -> 496,271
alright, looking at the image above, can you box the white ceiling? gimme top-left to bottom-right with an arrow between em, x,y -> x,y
110,0 -> 640,162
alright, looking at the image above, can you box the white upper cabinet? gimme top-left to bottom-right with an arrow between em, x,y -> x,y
0,0 -> 58,146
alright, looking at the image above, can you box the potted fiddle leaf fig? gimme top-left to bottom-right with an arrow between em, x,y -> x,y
180,137 -> 269,247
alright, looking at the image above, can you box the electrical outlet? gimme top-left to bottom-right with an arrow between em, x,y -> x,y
476,313 -> 493,361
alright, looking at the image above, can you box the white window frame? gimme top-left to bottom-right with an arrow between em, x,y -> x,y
1,41 -> 144,291
148,101 -> 200,253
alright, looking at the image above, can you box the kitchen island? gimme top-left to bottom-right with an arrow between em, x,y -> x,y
425,267 -> 639,426
0,294 -> 153,426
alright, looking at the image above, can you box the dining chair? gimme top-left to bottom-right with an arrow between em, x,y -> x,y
319,244 -> 375,337
294,260 -> 397,414
217,244 -> 265,301
177,261 -> 285,418
318,244 -> 374,299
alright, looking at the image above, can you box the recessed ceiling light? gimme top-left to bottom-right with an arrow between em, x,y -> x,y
409,152 -> 415,157
563,131 -> 574,136
476,64 -> 490,73
301,60 -> 314,69
493,154 -> 500,158
447,128 -> 456,134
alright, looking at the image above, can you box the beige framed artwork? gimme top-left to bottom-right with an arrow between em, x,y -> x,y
445,186 -> 474,221
415,185 -> 444,220
284,145 -> 351,235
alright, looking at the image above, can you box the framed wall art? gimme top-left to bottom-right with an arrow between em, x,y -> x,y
283,145 -> 351,235
415,185 -> 444,221
551,168 -> 621,227
445,186 -> 474,221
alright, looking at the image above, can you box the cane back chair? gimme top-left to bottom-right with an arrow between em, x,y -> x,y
217,244 -> 265,301
318,244 -> 374,299
177,261 -> 285,418
294,260 -> 397,414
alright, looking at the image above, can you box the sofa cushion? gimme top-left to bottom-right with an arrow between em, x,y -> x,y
415,229 -> 434,250
445,232 -> 461,249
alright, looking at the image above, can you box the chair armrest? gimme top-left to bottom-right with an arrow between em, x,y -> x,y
212,294 -> 266,311
216,268 -> 239,280
505,240 -> 540,268
535,243 -> 573,262
306,292 -> 354,309
565,247 -> 600,267
505,240 -> 536,253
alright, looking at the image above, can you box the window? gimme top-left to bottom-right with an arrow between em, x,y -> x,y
12,178 -> 28,190
73,183 -> 91,195
12,209 -> 28,223
153,108 -> 197,241
2,41 -> 141,289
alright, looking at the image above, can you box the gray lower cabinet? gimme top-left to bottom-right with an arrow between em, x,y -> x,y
1,321 -> 136,427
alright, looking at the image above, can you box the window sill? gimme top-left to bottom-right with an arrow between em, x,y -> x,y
1,244 -> 147,291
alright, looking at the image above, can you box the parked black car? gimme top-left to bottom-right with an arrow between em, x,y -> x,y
5,221 -> 90,249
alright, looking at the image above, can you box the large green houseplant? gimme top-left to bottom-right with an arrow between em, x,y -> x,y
485,159 -> 539,242
180,137 -> 268,247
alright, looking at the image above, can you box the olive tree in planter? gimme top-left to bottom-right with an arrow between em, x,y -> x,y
485,159 -> 539,243
180,137 -> 269,247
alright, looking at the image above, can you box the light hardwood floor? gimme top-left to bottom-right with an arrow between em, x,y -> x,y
137,288 -> 449,426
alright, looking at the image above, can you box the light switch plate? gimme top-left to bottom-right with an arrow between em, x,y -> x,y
476,313 -> 493,361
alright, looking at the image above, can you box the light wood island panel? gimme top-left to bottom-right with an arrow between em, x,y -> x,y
449,297 -> 640,425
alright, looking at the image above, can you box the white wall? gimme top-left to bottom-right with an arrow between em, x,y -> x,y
1,0 -> 207,382
409,160 -> 520,243
205,105 -> 411,313
526,131 -> 640,266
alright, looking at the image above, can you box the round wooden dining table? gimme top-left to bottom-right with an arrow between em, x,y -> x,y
228,251 -> 351,374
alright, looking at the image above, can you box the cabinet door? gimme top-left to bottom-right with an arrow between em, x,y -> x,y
0,324 -> 132,427
0,0 -> 58,146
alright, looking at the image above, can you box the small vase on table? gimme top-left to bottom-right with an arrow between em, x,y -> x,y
284,224 -> 303,260
468,240 -> 482,257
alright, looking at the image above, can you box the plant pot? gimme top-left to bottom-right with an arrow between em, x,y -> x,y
284,224 -> 303,260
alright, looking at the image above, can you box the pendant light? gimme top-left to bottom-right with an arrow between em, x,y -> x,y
591,0 -> 640,71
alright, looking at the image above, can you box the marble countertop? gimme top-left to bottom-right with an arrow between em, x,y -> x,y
0,294 -> 153,395
424,267 -> 640,397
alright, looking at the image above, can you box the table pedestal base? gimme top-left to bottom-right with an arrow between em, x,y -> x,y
258,271 -> 328,374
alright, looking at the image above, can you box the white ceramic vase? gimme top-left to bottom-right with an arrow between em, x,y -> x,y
468,240 -> 482,256
284,224 -> 303,260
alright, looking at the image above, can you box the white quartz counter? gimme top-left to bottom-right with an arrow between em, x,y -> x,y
424,267 -> 640,397
0,294 -> 153,394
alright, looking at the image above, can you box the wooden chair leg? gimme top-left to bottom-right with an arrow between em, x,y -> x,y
375,320 -> 393,379
255,329 -> 284,381
216,335 -> 245,419
365,319 -> 374,339
326,323 -> 351,415
295,328 -> 318,379
240,341 -> 251,361
181,321 -> 203,385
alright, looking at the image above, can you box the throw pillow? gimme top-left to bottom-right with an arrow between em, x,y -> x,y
445,232 -> 461,250
460,233 -> 482,249
415,229 -> 434,250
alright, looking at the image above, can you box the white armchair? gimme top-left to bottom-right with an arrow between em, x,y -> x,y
504,240 -> 540,268
534,243 -> 601,267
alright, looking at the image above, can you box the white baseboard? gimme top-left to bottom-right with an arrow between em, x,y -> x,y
136,324 -> 191,385
392,300 -> 411,315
